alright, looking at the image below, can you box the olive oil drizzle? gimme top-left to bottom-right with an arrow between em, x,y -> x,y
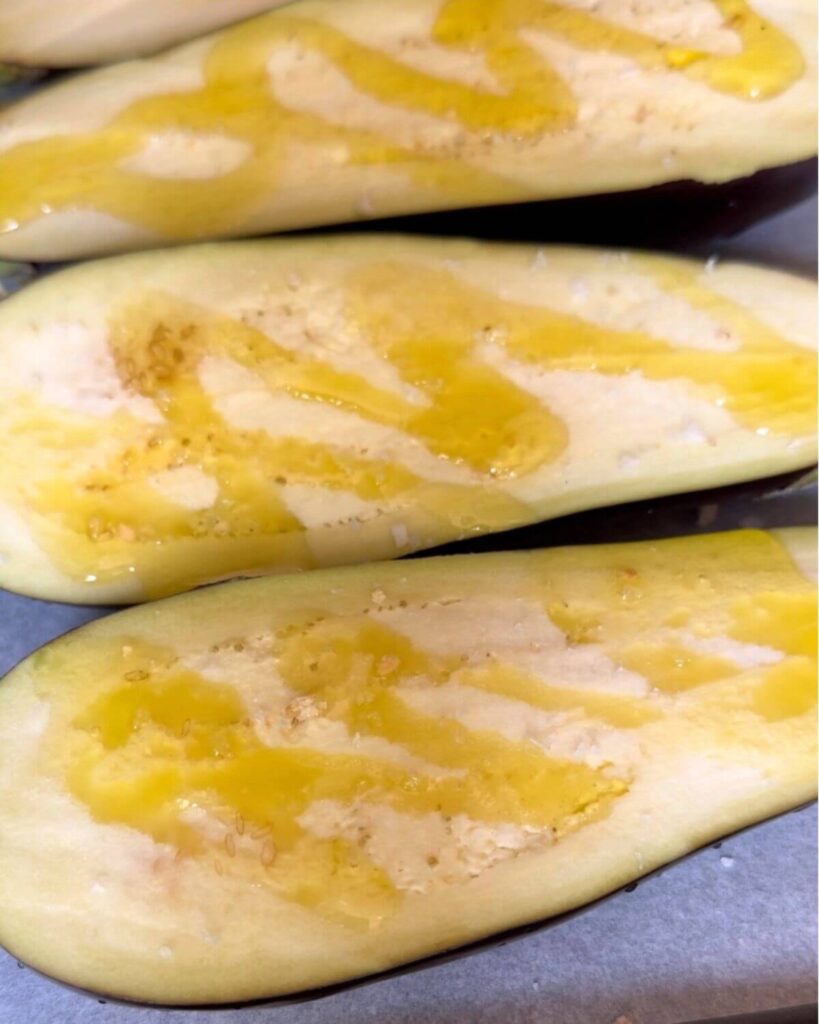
347,260 -> 816,438
57,621 -> 629,927
0,0 -> 803,239
34,530 -> 815,927
2,254 -> 814,595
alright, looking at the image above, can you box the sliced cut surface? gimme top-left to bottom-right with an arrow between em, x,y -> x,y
0,237 -> 815,604
0,0 -> 814,259
0,0 -> 290,67
0,528 -> 815,1004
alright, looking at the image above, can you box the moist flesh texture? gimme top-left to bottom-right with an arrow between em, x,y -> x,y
0,528 -> 815,1004
0,0 -> 814,260
0,238 -> 815,604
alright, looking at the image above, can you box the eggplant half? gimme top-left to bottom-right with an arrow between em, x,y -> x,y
0,236 -> 815,604
0,0 -> 290,68
0,528 -> 815,1004
0,0 -> 814,260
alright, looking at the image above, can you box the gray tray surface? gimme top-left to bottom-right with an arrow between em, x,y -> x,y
0,180 -> 815,1024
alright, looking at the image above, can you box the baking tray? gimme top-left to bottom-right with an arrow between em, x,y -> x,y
0,69 -> 815,1021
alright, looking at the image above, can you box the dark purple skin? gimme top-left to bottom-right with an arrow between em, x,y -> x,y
0,71 -> 814,264
297,159 -> 817,273
425,469 -> 817,557
11,159 -> 814,281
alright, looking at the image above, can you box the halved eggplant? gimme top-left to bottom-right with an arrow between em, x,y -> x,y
0,0 -> 814,260
0,0 -> 289,68
0,237 -> 815,604
368,160 -> 819,256
0,528 -> 815,1004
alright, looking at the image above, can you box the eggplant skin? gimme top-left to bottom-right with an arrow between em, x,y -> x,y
0,0 -> 289,67
0,0 -> 815,261
0,528 -> 815,1005
375,160 -> 819,257
0,236 -> 815,605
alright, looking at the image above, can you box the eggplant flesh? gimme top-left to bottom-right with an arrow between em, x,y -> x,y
0,528 -> 815,1004
362,160 -> 819,258
0,236 -> 814,605
0,0 -> 290,67
0,0 -> 815,260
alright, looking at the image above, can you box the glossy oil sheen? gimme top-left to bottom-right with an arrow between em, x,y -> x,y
1,256 -> 814,597
0,0 -> 804,241
32,530 -> 817,928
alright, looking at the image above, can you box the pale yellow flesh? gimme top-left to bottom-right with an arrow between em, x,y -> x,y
0,0 -> 290,67
0,237 -> 815,605
0,528 -> 815,1005
0,0 -> 815,260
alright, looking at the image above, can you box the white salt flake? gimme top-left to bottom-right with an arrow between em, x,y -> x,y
677,419 -> 709,444
355,193 -> 375,217
391,523 -> 409,549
